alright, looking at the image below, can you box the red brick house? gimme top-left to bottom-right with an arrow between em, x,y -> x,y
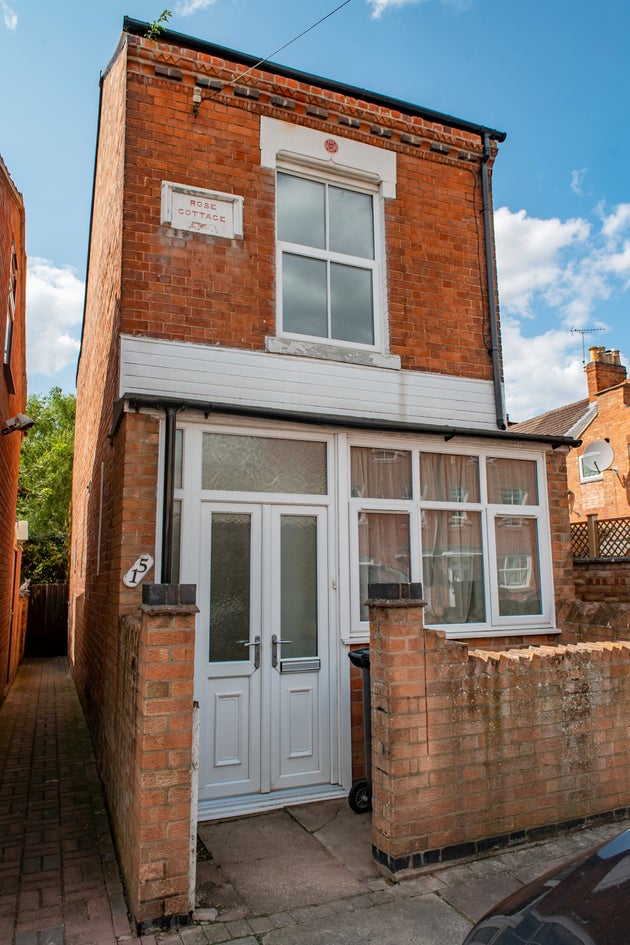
70,18 -> 579,927
513,345 -> 630,524
0,155 -> 28,702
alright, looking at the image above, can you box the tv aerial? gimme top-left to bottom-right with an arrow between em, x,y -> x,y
570,327 -> 606,365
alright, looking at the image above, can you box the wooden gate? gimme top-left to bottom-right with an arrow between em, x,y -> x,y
25,583 -> 68,657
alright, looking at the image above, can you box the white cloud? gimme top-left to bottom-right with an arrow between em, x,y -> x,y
1,0 -> 17,30
367,0 -> 471,18
495,202 -> 630,419
600,202 -> 630,241
174,0 -> 217,14
26,258 -> 83,377
571,168 -> 587,195
494,207 -> 589,318
501,320 -> 587,422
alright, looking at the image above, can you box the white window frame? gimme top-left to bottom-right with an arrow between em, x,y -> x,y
260,115 -> 398,370
275,166 -> 385,356
346,435 -> 555,639
578,454 -> 603,483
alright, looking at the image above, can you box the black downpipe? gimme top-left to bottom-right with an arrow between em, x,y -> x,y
480,133 -> 507,431
160,405 -> 178,583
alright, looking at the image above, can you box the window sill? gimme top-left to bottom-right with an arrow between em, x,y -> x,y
440,625 -> 560,640
265,336 -> 401,370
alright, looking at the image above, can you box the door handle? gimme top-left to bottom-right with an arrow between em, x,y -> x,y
271,633 -> 293,668
237,635 -> 260,669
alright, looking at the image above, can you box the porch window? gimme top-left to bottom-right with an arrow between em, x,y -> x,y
358,512 -> 410,620
349,443 -> 550,636
350,447 -> 412,499
487,457 -> 538,505
202,433 -> 327,494
277,172 -> 380,349
422,510 -> 485,624
495,517 -> 541,615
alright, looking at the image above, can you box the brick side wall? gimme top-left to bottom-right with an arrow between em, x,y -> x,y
117,33 -> 501,383
546,449 -> 576,604
116,599 -> 196,927
0,157 -> 27,703
369,596 -> 630,873
71,43 -> 134,761
572,560 -> 630,603
70,44 -> 127,639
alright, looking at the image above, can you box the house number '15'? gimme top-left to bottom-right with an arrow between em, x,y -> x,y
123,554 -> 154,588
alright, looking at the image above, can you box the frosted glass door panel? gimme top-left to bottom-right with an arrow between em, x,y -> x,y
209,512 -> 251,662
280,515 -> 318,659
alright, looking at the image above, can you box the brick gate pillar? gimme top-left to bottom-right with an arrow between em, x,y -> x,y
366,582 -> 428,874
123,583 -> 198,930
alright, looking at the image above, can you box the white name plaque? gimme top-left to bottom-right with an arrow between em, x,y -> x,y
161,181 -> 243,239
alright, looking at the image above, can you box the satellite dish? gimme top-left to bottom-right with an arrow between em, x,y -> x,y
582,440 -> 614,474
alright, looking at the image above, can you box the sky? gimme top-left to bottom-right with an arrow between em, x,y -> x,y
1,0 -> 630,422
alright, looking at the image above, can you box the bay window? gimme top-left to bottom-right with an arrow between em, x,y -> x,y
349,444 -> 551,636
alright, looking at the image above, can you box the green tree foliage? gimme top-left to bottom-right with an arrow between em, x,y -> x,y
17,387 -> 76,583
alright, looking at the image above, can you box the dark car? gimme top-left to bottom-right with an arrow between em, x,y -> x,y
463,828 -> 630,945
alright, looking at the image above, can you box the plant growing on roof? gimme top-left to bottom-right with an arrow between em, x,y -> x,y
145,9 -> 172,40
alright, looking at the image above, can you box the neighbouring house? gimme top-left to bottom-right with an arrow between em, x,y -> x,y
513,344 -> 630,601
512,345 -> 630,524
70,18 -> 582,928
0,155 -> 28,703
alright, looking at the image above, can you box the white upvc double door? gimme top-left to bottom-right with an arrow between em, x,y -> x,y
196,502 -> 332,803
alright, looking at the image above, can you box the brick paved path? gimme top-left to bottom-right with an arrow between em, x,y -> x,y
0,658 -> 133,945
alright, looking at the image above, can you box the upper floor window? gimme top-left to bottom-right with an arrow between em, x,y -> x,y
276,171 -> 380,349
4,246 -> 17,393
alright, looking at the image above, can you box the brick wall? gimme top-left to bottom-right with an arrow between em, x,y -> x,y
0,156 -> 27,703
117,32 -> 501,383
369,591 -> 630,874
572,559 -> 630,603
546,448 -> 577,604
115,589 -> 197,928
558,597 -> 630,643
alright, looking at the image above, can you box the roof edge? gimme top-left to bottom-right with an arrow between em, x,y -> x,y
112,392 -> 577,447
122,16 -> 506,143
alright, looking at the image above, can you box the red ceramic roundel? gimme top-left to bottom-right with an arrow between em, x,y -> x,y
324,138 -> 339,154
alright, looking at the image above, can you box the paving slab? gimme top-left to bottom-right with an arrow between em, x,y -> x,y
262,895 -> 471,945
290,800 -> 374,880
197,810 -> 366,914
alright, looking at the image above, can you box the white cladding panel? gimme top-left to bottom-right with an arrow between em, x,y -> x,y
119,335 -> 499,429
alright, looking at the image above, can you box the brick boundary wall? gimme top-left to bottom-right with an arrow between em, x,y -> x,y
114,584 -> 197,930
368,585 -> 630,876
558,597 -> 630,643
573,559 -> 630,603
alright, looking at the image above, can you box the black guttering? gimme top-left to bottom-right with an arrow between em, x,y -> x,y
110,394 -> 579,450
122,17 -> 506,143
481,133 -> 506,431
